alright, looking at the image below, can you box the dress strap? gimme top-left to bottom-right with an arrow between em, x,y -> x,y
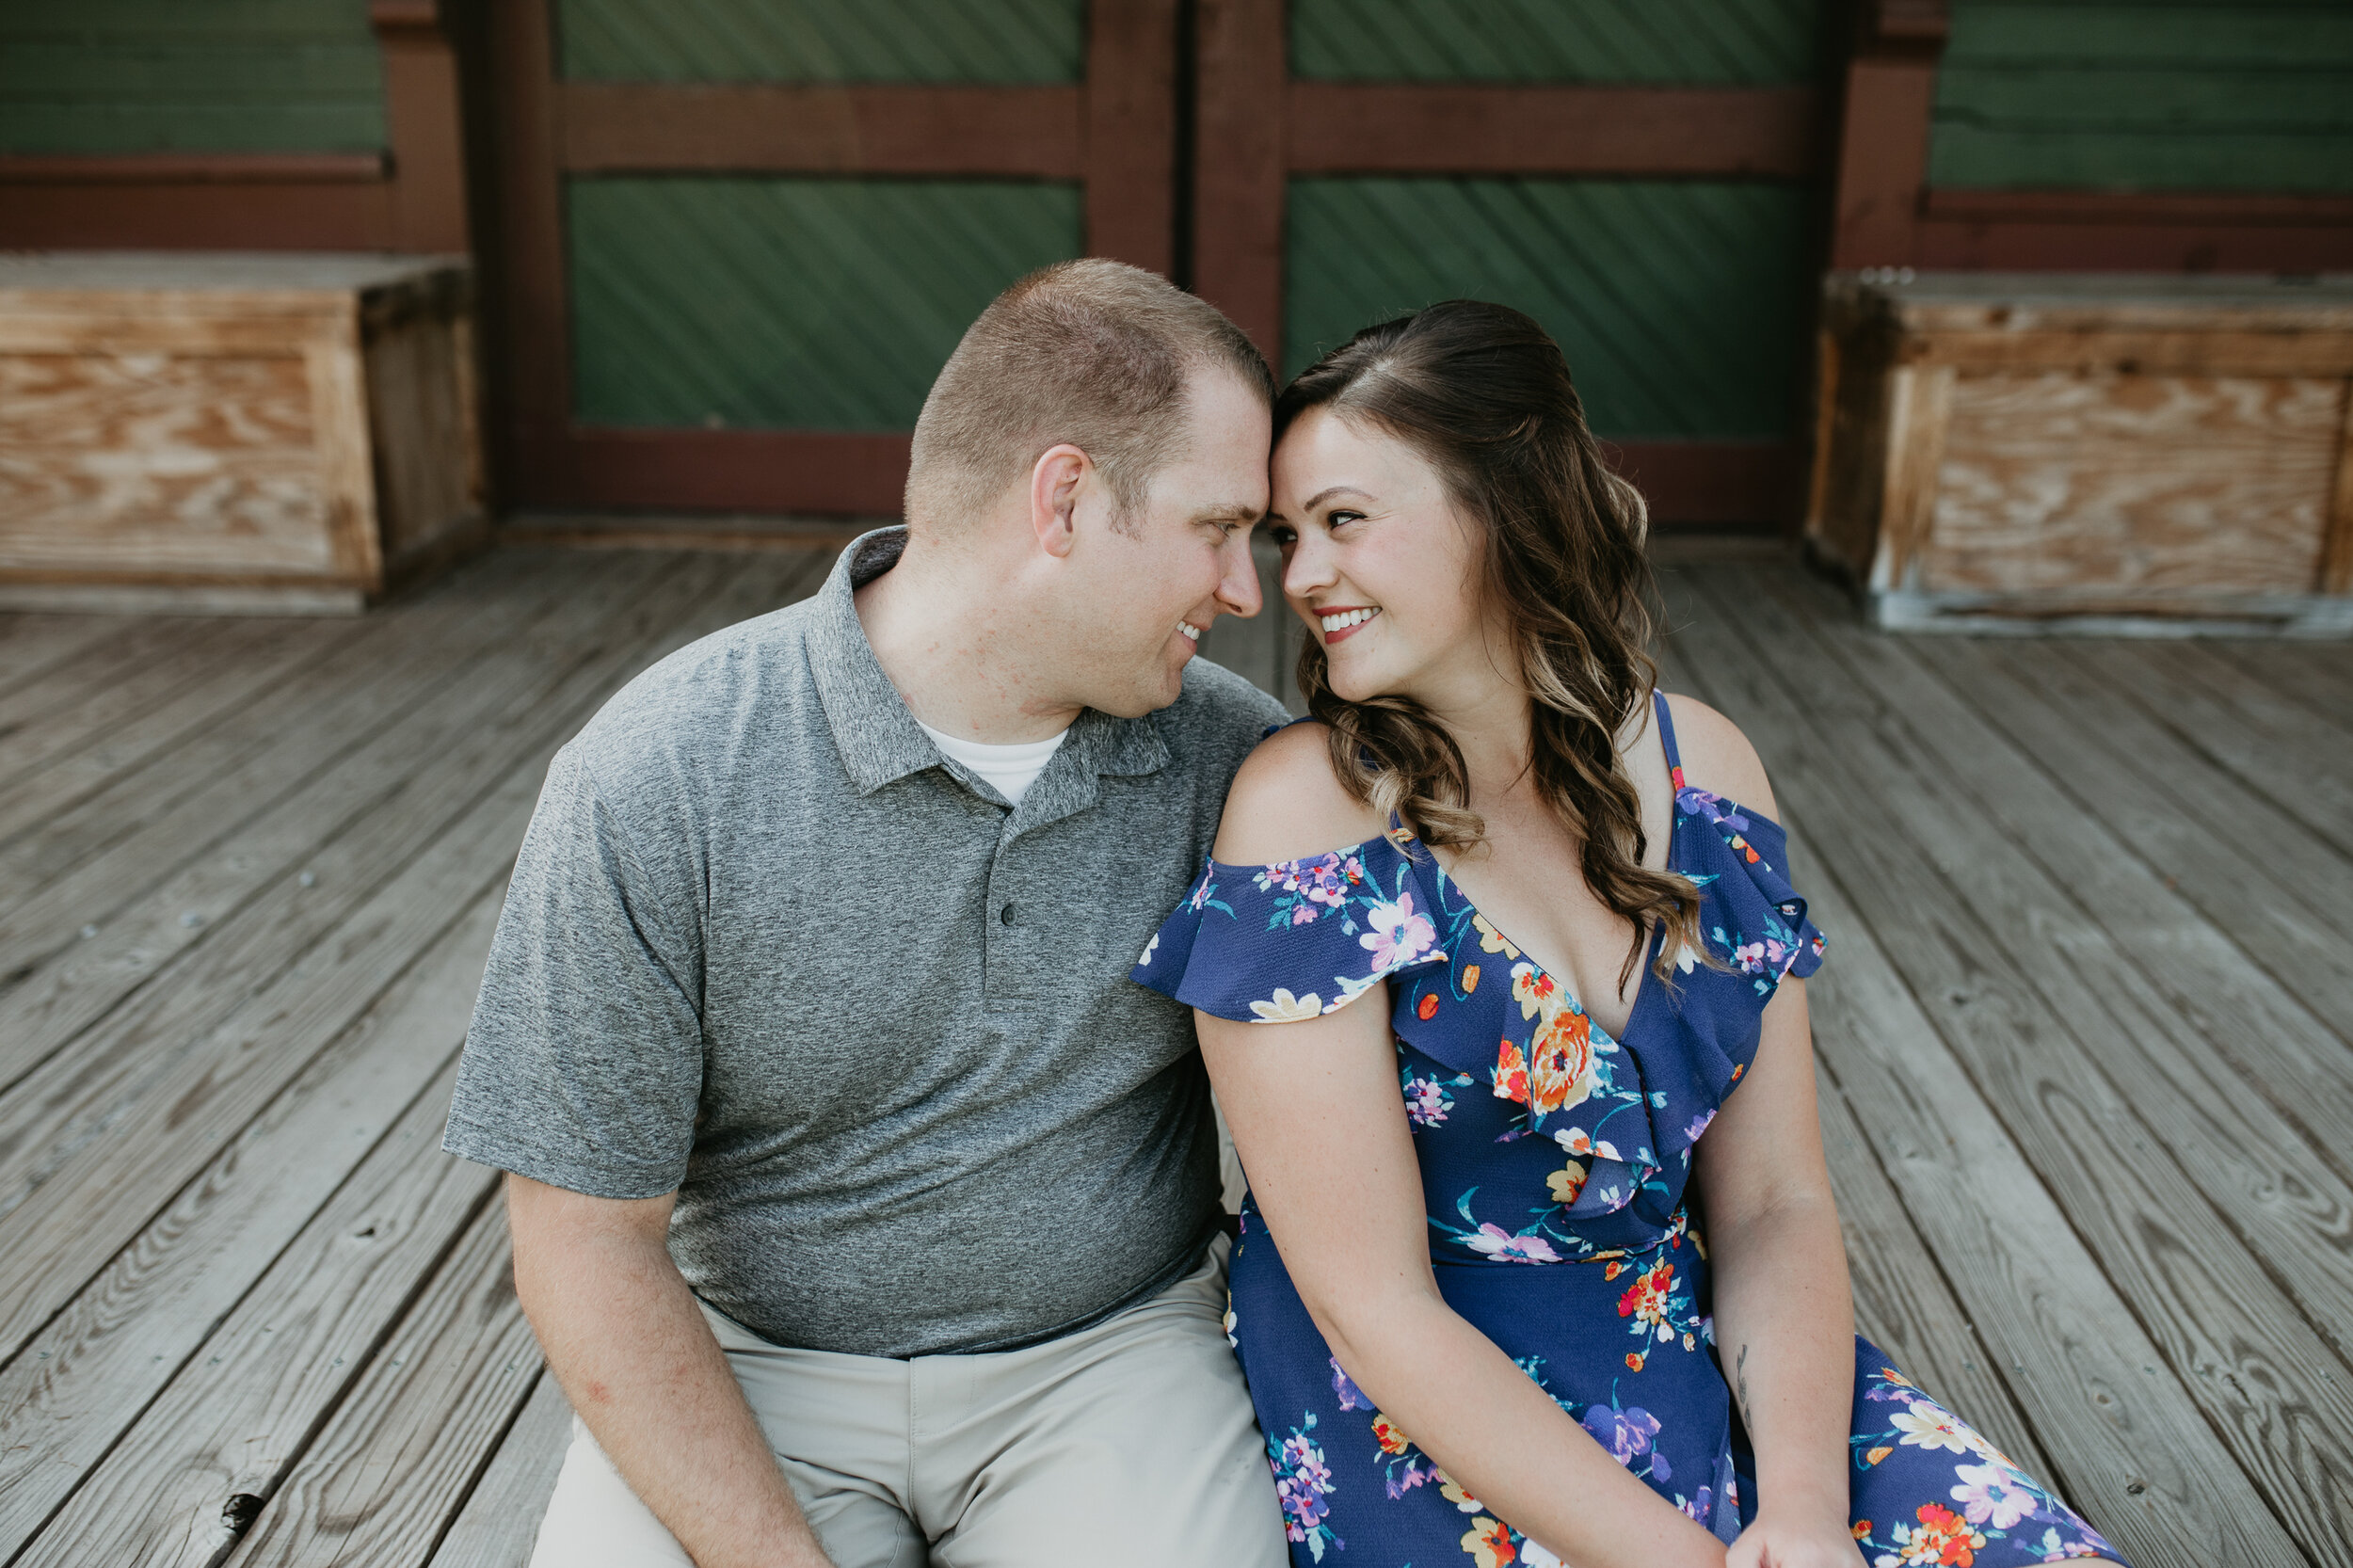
1652,688 -> 1685,791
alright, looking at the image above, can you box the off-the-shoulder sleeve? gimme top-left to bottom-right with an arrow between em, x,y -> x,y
1130,834 -> 1449,1023
1675,787 -> 1827,996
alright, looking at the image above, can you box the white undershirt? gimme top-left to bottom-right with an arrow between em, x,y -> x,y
917,719 -> 1070,808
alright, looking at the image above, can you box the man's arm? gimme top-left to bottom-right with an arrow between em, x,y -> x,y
505,1173 -> 835,1568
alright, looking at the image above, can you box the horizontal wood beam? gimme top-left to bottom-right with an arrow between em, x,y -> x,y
0,154 -> 388,185
557,84 -> 1083,177
1924,188 -> 2353,229
537,430 -> 914,517
1284,85 -> 1819,180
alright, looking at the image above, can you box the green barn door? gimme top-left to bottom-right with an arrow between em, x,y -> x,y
1194,0 -> 1832,526
492,0 -> 1178,514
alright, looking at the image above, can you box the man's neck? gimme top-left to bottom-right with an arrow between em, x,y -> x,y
854,530 -> 1083,744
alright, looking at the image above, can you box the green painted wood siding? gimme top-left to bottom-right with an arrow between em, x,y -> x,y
556,0 -> 1082,82
1290,0 -> 1825,84
0,0 -> 383,153
1929,2 -> 2353,192
568,177 -> 1083,430
1285,179 -> 1811,440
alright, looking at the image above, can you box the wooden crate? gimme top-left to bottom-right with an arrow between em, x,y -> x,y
1805,272 -> 2353,635
0,252 -> 485,614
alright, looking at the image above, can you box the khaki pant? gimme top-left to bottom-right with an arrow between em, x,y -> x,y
529,1236 -> 1285,1568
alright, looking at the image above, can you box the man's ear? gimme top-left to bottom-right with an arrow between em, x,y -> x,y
1030,444 -> 1091,559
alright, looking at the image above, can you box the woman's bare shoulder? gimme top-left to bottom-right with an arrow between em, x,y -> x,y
1214,721 -> 1390,866
1660,692 -> 1781,820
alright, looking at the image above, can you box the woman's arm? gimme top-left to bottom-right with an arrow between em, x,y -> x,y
1668,696 -> 1858,1565
1204,728 -> 1726,1568
1689,982 -> 1859,1566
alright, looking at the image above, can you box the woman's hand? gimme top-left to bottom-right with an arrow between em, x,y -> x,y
1727,1504 -> 1864,1568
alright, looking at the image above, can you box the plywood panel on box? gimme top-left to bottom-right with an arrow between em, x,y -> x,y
365,313 -> 479,559
1923,371 -> 2343,597
0,350 -> 335,574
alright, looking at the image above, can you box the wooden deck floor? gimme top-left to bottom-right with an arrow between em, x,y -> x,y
0,542 -> 2345,1566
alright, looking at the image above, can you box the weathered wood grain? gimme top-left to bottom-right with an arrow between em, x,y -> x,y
0,611 -> 232,753
0,616 -> 338,818
1682,568 -> 2347,1561
1934,634 -> 2353,1123
0,550 -> 675,1098
2208,638 -> 2353,729
0,611 -> 136,699
0,546 -> 552,893
222,1198 -> 544,1568
0,916 -> 491,1561
423,1371 -> 572,1568
0,549 -> 829,1362
1928,373 -> 2343,597
2071,637 -> 2353,864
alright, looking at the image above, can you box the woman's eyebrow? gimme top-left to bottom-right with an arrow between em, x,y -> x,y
1299,485 -> 1371,512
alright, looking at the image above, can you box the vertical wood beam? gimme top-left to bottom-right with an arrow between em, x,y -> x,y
1828,0 -> 1949,270
1192,0 -> 1288,366
372,0 -> 472,253
2322,380 -> 2353,596
1083,0 -> 1181,276
488,0 -> 573,501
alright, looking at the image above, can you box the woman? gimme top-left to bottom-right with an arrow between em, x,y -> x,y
1132,303 -> 2125,1568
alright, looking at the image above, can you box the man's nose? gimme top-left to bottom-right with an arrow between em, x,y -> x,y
1215,532 -> 1264,617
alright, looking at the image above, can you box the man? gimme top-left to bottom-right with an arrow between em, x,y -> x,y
442,259 -> 1291,1567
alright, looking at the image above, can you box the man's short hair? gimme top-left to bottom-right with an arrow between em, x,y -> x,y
904,259 -> 1273,533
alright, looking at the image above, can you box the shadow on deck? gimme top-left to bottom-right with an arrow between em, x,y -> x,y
0,541 -> 2343,1566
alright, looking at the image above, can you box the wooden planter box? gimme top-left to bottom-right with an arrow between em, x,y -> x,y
1805,272 -> 2353,635
0,252 -> 485,614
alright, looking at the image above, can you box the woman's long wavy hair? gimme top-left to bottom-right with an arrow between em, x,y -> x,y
1277,300 -> 1705,986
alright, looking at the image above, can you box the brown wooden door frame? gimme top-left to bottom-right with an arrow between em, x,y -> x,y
1191,0 -> 1826,527
488,0 -> 1180,516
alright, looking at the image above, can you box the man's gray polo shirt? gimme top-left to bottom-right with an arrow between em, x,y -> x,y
444,528 -> 1288,1358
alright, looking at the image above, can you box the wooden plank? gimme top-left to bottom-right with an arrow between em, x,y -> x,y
0,546 -> 549,892
0,615 -> 349,829
423,1371 -> 573,1568
0,613 -> 230,750
1652,611 -> 2057,1485
222,1198 -> 543,1568
1080,0 -> 1179,276
1283,83 -> 1817,178
2207,639 -> 2353,727
1678,567 -> 2343,1561
2070,638 -> 2353,863
0,611 -> 136,698
0,551 -> 662,1098
1191,0 -> 1289,364
1933,633 -> 2353,1101
558,82 -> 1084,176
0,614 -> 363,849
0,913 -> 493,1562
0,549 -> 828,1365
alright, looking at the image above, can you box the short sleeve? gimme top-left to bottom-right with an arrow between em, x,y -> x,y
1130,835 -> 1449,1024
441,747 -> 706,1198
1676,789 -> 1827,995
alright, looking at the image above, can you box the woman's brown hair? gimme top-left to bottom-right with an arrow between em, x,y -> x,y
1276,299 -> 1704,985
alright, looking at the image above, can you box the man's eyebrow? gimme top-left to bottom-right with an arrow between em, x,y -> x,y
1192,502 -> 1266,522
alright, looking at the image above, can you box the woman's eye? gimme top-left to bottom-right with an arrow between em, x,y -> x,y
1327,510 -> 1366,529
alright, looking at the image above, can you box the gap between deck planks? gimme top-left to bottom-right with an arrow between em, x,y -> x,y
1670,564 -> 2340,1563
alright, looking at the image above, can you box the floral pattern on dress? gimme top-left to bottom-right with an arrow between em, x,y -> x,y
1136,695 -> 2124,1568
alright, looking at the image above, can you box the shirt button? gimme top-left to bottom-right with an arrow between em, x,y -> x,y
1000,903 -> 1016,926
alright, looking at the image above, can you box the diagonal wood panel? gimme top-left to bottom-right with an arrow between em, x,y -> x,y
568,176 -> 1083,431
1284,177 -> 1811,438
1289,0 -> 1825,84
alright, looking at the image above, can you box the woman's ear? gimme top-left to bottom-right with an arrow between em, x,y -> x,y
1030,443 -> 1091,559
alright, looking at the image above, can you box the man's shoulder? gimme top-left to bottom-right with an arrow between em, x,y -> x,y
563,597 -> 825,795
1158,657 -> 1291,760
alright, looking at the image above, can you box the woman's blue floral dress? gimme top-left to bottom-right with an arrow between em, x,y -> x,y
1132,695 -> 2124,1568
